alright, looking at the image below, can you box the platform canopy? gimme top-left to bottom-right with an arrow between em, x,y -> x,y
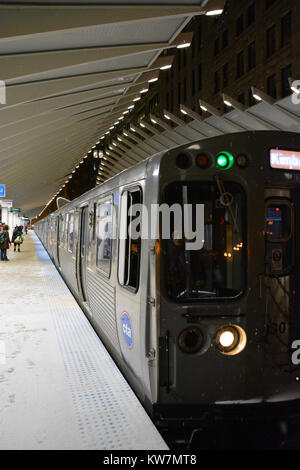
71,89 -> 300,193
0,0 -> 225,216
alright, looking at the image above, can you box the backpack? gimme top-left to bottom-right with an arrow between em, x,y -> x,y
0,230 -> 5,245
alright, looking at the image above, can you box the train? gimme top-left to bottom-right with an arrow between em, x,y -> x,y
35,131 -> 300,440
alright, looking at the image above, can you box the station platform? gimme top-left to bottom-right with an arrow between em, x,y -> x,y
0,231 -> 168,450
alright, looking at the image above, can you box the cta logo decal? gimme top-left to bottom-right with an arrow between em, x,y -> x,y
121,311 -> 133,349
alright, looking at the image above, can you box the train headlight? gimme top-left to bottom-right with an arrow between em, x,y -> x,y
178,327 -> 203,354
215,325 -> 247,355
219,330 -> 235,348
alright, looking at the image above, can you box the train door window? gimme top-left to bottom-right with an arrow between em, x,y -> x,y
68,212 -> 74,253
59,215 -> 64,247
96,198 -> 113,276
49,219 -> 53,247
65,213 -> 69,249
118,187 -> 142,291
266,200 -> 294,274
92,203 -> 97,242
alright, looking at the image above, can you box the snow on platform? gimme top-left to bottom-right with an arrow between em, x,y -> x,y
0,231 -> 168,450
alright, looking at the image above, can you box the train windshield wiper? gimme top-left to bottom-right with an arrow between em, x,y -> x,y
176,289 -> 217,299
215,175 -> 239,235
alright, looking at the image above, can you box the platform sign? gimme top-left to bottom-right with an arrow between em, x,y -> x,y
0,185 -> 5,197
0,200 -> 12,208
10,208 -> 21,213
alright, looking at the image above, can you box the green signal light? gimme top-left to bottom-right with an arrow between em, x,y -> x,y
216,151 -> 235,170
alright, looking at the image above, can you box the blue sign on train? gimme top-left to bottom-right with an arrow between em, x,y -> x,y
0,185 -> 5,197
121,311 -> 133,349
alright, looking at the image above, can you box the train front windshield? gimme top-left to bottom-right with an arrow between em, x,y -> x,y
164,181 -> 246,301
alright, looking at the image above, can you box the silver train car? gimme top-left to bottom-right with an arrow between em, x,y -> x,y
35,131 -> 300,434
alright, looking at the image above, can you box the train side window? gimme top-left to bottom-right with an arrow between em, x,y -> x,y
266,200 -> 294,274
118,187 -> 142,291
68,212 -> 74,253
96,198 -> 113,276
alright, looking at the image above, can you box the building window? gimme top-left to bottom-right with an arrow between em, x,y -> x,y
96,198 -> 113,276
247,2 -> 255,26
237,50 -> 244,78
267,74 -> 277,98
198,63 -> 202,90
266,25 -> 276,57
192,38 -> 195,58
198,24 -> 202,51
238,92 -> 245,105
150,94 -> 158,112
118,188 -> 142,291
214,37 -> 220,56
222,30 -> 228,48
266,0 -> 276,9
281,11 -> 291,47
192,70 -> 195,96
248,42 -> 256,70
281,64 -> 292,97
236,15 -> 244,36
177,55 -> 181,73
223,63 -> 229,88
215,70 -> 220,93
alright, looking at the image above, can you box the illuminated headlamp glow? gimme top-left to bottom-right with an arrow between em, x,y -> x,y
219,331 -> 235,348
216,325 -> 247,355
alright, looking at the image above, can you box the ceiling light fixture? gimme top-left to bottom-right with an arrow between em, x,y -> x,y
177,42 -> 191,49
206,9 -> 223,16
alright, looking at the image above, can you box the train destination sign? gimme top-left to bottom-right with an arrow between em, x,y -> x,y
270,149 -> 300,170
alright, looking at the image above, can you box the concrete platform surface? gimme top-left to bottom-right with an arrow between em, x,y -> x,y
0,231 -> 168,450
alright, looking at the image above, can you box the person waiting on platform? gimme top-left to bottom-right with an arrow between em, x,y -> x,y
12,225 -> 24,252
0,225 -> 11,261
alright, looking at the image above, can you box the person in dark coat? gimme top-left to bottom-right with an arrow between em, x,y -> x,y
0,225 -> 11,261
12,225 -> 23,252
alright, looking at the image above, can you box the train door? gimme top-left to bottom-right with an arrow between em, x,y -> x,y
56,215 -> 61,267
264,190 -> 294,367
116,186 -> 147,394
77,206 -> 88,302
